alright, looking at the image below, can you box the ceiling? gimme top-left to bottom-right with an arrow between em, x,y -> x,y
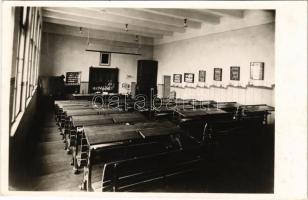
42,8 -> 245,46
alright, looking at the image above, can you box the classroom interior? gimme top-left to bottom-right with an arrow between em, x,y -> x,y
5,7 -> 275,192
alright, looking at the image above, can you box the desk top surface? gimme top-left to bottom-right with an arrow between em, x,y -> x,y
71,112 -> 147,127
138,126 -> 183,139
87,130 -> 142,145
175,108 -> 228,118
84,121 -> 180,145
84,121 -> 174,132
65,108 -> 122,116
241,105 -> 275,112
71,112 -> 143,121
55,100 -> 90,104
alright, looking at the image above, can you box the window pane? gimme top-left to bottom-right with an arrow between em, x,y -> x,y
10,9 -> 22,123
24,8 -> 32,99
21,6 -> 27,27
25,39 -> 31,99
15,30 -> 25,116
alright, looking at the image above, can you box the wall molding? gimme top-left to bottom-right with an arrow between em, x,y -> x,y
169,83 -> 275,90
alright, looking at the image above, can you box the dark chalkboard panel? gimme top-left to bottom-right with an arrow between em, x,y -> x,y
88,67 -> 119,93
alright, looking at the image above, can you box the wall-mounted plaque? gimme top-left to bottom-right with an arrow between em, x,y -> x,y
230,66 -> 240,81
173,74 -> 182,83
99,52 -> 111,66
213,68 -> 222,81
184,73 -> 194,83
250,62 -> 264,80
198,70 -> 206,82
66,72 -> 81,85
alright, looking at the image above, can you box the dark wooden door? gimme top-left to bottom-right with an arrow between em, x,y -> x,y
136,60 -> 158,98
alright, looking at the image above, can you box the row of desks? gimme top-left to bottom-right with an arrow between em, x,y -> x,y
55,100 -> 274,144
53,98 -> 275,191
54,99 -> 200,191
55,99 -> 274,152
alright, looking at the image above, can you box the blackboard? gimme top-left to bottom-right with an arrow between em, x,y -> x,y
88,67 -> 119,93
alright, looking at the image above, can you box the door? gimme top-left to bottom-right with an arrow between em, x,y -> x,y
163,75 -> 171,98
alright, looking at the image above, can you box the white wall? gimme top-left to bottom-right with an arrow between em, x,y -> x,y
39,33 -> 153,94
154,22 -> 275,107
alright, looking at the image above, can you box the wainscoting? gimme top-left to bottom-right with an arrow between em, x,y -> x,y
157,84 -> 275,124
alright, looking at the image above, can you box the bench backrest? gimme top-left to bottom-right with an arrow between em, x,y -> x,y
100,146 -> 202,192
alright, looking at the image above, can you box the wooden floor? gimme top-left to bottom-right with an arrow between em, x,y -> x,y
10,109 -> 274,193
29,113 -> 83,191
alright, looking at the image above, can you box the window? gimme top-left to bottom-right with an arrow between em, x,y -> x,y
13,7 -> 27,118
26,8 -> 34,99
10,7 -> 42,135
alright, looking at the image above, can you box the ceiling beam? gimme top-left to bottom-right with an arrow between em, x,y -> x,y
43,22 -> 152,47
94,8 -> 202,29
43,17 -> 162,40
145,9 -> 220,24
86,43 -> 141,56
43,8 -> 182,34
43,10 -> 173,37
205,9 -> 244,18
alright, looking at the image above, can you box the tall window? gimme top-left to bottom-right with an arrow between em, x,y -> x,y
12,7 -> 27,120
10,7 -> 42,135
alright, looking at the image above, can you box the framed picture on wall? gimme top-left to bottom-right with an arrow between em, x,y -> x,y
99,52 -> 111,66
213,68 -> 222,81
184,73 -> 194,83
198,70 -> 206,82
173,74 -> 182,83
250,62 -> 264,80
230,66 -> 240,81
66,71 -> 81,85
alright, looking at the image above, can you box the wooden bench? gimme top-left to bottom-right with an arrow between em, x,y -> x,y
64,112 -> 146,151
237,104 -> 274,125
81,141 -> 170,191
60,108 -> 122,140
55,102 -> 94,125
95,144 -> 203,192
73,121 -> 183,174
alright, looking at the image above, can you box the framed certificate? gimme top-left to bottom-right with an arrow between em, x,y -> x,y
184,73 -> 195,83
173,74 -> 182,83
230,66 -> 240,81
198,70 -> 206,82
66,72 -> 81,85
213,68 -> 222,81
250,62 -> 264,80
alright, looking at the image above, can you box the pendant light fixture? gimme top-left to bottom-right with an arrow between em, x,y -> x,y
87,29 -> 91,46
135,35 -> 139,43
184,18 -> 188,28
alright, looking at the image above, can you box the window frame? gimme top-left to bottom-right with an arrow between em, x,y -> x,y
10,7 -> 42,136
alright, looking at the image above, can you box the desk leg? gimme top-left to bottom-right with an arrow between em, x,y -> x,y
112,163 -> 118,192
72,133 -> 78,174
86,149 -> 93,191
80,166 -> 87,191
202,123 -> 208,143
67,127 -> 76,153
